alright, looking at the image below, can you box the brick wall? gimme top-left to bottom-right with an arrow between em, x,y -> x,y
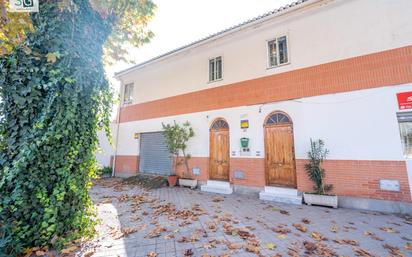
120,45 -> 412,122
230,158 -> 265,187
113,155 -> 139,175
296,159 -> 411,202
113,156 -> 411,202
174,157 -> 209,181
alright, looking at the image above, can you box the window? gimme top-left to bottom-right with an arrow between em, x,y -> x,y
209,56 -> 222,82
211,118 -> 229,130
265,112 -> 291,125
267,36 -> 288,68
123,83 -> 134,104
398,112 -> 412,158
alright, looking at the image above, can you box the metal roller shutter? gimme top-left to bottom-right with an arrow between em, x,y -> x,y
139,132 -> 172,175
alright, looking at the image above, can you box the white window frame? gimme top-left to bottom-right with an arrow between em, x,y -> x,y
123,82 -> 134,105
208,56 -> 223,83
266,34 -> 290,69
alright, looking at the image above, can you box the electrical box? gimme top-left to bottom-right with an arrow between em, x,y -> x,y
379,179 -> 400,191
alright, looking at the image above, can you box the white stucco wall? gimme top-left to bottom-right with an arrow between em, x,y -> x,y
96,123 -> 116,167
118,0 -> 412,105
115,84 -> 412,161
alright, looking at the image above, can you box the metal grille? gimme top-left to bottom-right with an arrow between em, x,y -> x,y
211,119 -> 229,130
139,132 -> 172,175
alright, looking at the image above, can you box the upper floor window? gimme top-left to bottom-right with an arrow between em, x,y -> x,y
209,56 -> 222,82
267,36 -> 288,68
123,83 -> 134,104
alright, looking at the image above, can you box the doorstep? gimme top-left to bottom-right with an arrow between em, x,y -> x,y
259,186 -> 302,205
201,180 -> 233,194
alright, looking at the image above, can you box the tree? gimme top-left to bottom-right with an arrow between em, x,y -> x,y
162,121 -> 195,178
0,0 -> 155,254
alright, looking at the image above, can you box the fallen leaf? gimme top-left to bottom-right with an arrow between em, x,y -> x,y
363,231 -> 383,241
311,232 -> 327,241
279,210 -> 290,215
36,250 -> 46,256
330,225 -> 338,233
212,196 -> 224,202
383,244 -> 405,257
183,249 -> 194,257
121,227 -> 139,236
302,218 -> 311,224
265,242 -> 277,250
277,234 -> 287,239
303,241 -> 317,254
333,239 -> 359,246
84,251 -> 95,257
353,247 -> 376,257
46,52 -> 57,63
292,223 -> 307,233
379,227 -> 397,233
272,225 -> 291,234
147,252 -> 157,257
60,245 -> 78,254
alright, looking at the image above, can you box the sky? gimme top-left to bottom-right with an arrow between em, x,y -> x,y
107,0 -> 295,81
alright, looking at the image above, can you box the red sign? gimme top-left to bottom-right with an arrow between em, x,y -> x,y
397,91 -> 412,110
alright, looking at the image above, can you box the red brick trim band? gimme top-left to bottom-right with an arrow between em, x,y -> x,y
114,155 -> 411,202
119,45 -> 412,122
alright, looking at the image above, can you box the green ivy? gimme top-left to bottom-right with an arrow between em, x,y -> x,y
0,0 -> 113,254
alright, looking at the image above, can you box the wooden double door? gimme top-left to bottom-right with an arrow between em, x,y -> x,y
209,119 -> 230,181
264,112 -> 297,188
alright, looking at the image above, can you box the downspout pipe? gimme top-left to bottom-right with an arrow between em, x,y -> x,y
111,80 -> 122,177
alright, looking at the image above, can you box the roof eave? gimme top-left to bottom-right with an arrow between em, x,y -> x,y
114,0 -> 322,80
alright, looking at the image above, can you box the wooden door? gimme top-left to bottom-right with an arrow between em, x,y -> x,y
209,122 -> 230,181
265,124 -> 296,188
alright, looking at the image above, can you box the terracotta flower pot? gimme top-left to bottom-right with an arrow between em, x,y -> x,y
167,175 -> 178,187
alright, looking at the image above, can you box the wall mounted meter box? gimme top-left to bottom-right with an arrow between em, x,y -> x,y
240,137 -> 251,156
240,137 -> 249,147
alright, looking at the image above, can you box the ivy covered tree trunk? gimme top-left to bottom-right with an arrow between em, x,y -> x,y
0,0 -> 113,253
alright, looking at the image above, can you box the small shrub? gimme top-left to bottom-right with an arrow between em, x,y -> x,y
97,166 -> 112,177
304,139 -> 333,195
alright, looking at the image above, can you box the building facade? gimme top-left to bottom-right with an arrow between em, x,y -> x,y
111,0 -> 412,212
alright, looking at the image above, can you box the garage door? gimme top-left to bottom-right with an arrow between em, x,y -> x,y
139,132 -> 172,175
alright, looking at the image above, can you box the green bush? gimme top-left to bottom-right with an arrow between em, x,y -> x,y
97,166 -> 112,177
304,139 -> 333,195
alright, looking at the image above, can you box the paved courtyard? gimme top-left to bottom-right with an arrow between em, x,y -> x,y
80,178 -> 412,257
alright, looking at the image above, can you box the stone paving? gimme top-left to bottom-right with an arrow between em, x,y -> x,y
81,178 -> 412,257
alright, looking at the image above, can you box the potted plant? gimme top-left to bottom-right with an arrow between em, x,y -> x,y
162,121 -> 196,188
303,139 -> 338,208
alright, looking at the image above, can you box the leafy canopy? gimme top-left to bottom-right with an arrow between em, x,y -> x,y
162,121 -> 195,177
0,0 -> 156,63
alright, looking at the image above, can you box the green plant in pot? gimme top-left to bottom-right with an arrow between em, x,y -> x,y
303,139 -> 338,208
162,121 -> 195,187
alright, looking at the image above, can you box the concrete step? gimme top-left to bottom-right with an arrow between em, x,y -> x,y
264,186 -> 298,196
259,186 -> 302,205
201,180 -> 233,195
